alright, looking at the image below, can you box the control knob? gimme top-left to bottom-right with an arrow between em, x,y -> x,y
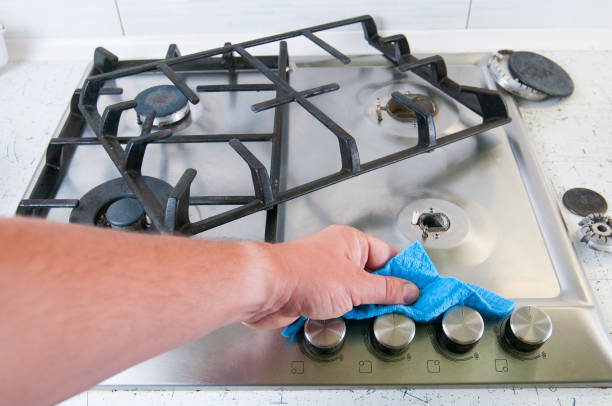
371,313 -> 416,355
503,306 -> 553,352
303,318 -> 346,355
438,306 -> 484,353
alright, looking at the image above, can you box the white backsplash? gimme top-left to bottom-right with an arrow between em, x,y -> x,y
1,0 -> 611,60
0,0 -> 123,38
115,0 -> 470,35
468,0 -> 612,29
2,0 -> 611,40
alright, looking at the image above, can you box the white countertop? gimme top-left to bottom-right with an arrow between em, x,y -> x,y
1,51 -> 611,405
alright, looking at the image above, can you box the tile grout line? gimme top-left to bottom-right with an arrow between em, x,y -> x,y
465,0 -> 473,29
113,0 -> 126,36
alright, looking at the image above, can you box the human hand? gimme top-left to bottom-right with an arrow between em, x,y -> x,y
244,225 -> 419,329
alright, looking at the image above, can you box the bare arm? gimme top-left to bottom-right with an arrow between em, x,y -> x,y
0,217 -> 418,405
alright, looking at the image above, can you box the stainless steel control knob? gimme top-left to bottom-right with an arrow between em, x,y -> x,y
504,306 -> 553,352
372,313 -> 416,355
303,318 -> 346,354
439,306 -> 484,353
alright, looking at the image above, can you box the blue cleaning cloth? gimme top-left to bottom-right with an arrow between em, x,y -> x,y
282,241 -> 515,339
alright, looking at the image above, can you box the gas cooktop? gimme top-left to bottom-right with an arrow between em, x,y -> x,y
17,16 -> 612,387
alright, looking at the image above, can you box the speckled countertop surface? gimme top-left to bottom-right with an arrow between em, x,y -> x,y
1,51 -> 611,405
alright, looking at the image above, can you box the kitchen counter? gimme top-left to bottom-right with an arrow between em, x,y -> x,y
1,51 -> 611,405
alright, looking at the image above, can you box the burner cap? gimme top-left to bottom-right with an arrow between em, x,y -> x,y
135,85 -> 190,126
105,197 -> 145,230
562,188 -> 608,216
508,52 -> 574,97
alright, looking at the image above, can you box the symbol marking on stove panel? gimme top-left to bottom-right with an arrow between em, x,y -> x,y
495,359 -> 509,373
290,361 -> 304,375
359,360 -> 372,373
427,360 -> 440,373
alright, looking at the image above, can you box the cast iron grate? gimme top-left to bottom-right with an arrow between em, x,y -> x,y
16,15 -> 510,242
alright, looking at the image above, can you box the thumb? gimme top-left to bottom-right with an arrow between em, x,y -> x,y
356,272 -> 419,306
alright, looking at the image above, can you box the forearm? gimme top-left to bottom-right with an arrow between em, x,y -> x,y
0,217 -> 277,405
0,218 -> 417,405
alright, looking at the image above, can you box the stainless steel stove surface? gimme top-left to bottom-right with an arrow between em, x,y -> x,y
18,17 -> 612,387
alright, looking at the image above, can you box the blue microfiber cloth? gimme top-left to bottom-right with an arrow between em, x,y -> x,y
282,241 -> 515,339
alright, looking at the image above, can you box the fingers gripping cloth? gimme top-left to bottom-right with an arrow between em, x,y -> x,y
282,241 -> 515,339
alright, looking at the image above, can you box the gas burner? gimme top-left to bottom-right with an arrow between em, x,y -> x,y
135,85 -> 190,127
69,177 -> 173,232
376,93 -> 438,122
578,213 -> 612,252
488,51 -> 547,101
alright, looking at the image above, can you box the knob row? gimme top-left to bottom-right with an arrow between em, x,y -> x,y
303,305 -> 553,356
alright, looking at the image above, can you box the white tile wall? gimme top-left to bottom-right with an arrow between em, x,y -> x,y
0,0 -> 123,38
1,0 -> 611,50
469,0 -> 612,29
116,0 -> 471,36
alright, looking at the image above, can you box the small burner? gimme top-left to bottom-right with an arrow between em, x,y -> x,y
69,177 -> 174,232
562,187 -> 608,217
377,93 -> 437,122
135,85 -> 190,127
578,213 -> 612,252
105,197 -> 146,231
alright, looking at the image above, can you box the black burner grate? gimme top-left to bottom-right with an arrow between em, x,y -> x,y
17,15 -> 510,242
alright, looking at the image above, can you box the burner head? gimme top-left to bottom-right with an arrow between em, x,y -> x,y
69,177 -> 175,232
562,187 -> 607,217
135,85 -> 190,127
384,93 -> 437,122
578,213 -> 612,252
105,197 -> 146,231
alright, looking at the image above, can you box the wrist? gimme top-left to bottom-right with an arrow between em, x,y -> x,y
236,241 -> 295,323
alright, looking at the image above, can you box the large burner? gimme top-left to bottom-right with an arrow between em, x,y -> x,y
69,177 -> 174,232
135,85 -> 190,127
